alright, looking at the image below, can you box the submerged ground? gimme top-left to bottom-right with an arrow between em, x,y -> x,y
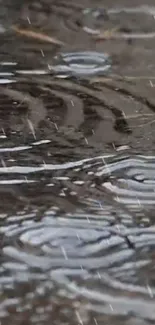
0,0 -> 155,324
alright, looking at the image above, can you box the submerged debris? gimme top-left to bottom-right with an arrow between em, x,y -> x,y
11,25 -> 64,45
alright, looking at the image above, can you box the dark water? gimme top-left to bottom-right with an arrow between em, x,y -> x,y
1,0 -> 155,324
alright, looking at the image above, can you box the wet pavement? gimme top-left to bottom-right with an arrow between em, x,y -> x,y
0,0 -> 155,324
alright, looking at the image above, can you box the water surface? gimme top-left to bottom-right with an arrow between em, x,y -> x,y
0,0 -> 155,324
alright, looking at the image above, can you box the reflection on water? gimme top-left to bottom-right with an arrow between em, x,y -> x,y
0,0 -> 155,325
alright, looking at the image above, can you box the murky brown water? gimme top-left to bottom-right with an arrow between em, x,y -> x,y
1,0 -> 155,324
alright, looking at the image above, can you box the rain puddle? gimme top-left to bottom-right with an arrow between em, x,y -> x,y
0,1 -> 155,325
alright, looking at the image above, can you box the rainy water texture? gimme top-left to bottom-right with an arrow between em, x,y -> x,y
1,0 -> 155,324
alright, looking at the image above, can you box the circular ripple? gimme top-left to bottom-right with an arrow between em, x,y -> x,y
0,152 -> 155,322
49,51 -> 111,77
96,155 -> 155,208
1,208 -> 155,322
82,5 -> 155,34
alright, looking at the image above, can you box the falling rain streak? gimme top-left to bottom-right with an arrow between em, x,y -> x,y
0,1 -> 155,325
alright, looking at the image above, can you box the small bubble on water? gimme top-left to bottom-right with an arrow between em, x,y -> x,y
59,190 -> 66,197
70,191 -> 77,196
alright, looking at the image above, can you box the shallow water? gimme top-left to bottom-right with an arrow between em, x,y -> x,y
0,0 -> 155,324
